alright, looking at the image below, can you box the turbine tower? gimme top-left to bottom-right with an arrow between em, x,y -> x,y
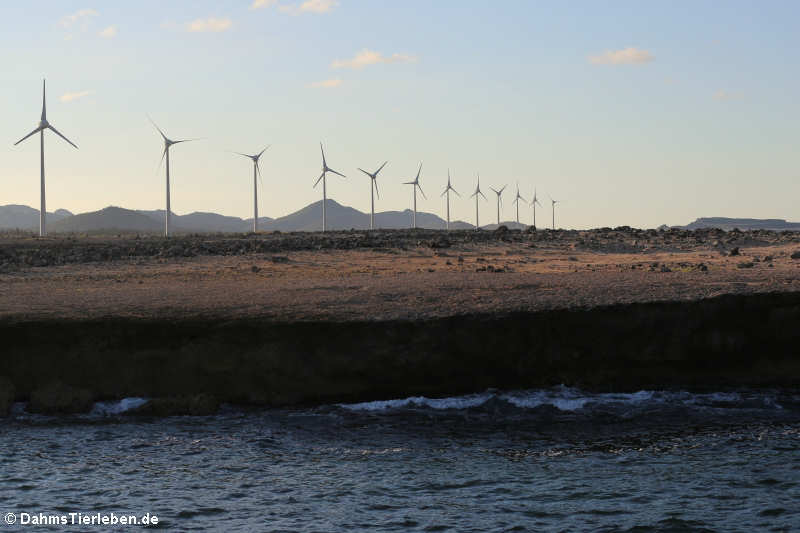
470,173 -> 487,230
511,183 -> 527,226
14,79 -> 78,237
550,196 -> 560,230
530,187 -> 542,230
314,143 -> 346,232
149,117 -> 198,238
403,163 -> 426,229
233,146 -> 270,232
490,184 -> 507,226
440,169 -> 460,230
357,161 -> 388,230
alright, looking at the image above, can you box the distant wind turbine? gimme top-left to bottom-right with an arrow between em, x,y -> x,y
512,183 -> 527,225
530,187 -> 542,229
470,173 -> 488,230
233,145 -> 270,232
14,79 -> 78,237
403,162 -> 426,229
440,169 -> 460,230
357,161 -> 388,230
149,116 -> 199,238
550,196 -> 562,230
314,143 -> 346,232
490,184 -> 507,226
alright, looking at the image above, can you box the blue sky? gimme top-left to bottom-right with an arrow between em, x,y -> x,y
1,1 -> 798,228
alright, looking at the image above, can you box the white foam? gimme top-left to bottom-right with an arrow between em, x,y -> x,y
90,397 -> 148,416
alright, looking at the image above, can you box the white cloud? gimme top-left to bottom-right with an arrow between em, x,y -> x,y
331,49 -> 416,70
589,47 -> 654,65
713,89 -> 743,101
186,17 -> 233,33
308,78 -> 342,89
60,91 -> 93,103
251,0 -> 278,8
279,0 -> 339,15
99,25 -> 117,38
60,8 -> 98,28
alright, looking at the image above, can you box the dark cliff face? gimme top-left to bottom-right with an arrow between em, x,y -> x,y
3,292 -> 800,407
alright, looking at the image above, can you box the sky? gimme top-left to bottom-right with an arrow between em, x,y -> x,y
1,1 -> 798,229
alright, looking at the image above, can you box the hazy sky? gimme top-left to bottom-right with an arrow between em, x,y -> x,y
1,1 -> 798,228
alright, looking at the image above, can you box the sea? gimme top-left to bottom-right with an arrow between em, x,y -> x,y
1,386 -> 798,532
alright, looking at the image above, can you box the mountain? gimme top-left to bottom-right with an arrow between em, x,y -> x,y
682,217 -> 800,231
137,210 -> 270,233
261,200 -> 474,231
0,205 -> 73,230
49,206 -> 162,233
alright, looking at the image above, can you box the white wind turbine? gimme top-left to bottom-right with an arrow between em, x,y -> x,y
357,160 -> 388,230
530,187 -> 542,229
470,173 -> 488,230
550,196 -> 562,230
313,143 -> 346,232
440,169 -> 460,230
14,79 -> 78,237
149,117 -> 199,238
512,183 -> 527,226
490,184 -> 507,226
403,162 -> 426,229
232,145 -> 270,232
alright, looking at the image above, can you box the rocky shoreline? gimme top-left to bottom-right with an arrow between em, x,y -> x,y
1,228 -> 799,416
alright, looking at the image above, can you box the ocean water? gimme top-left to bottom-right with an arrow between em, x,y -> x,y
1,387 -> 799,532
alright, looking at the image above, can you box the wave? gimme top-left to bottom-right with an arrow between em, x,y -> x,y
89,397 -> 148,416
337,386 -> 789,413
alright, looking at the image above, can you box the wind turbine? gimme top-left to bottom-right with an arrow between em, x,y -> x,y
313,143 -> 346,232
357,161 -> 387,230
440,169 -> 460,230
530,187 -> 542,229
149,116 -> 198,238
550,196 -> 561,230
14,79 -> 78,237
512,183 -> 527,226
490,184 -> 507,226
232,145 -> 270,232
470,173 -> 487,230
403,162 -> 426,229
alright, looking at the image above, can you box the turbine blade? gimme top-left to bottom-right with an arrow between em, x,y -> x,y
357,168 -> 372,177
41,79 -> 47,122
403,181 -> 415,185
441,188 -> 448,198
14,126 -> 42,146
417,183 -> 426,200
313,171 -> 325,188
480,191 -> 487,201
232,151 -> 251,159
173,138 -> 202,144
415,162 -> 422,181
374,179 -> 380,199
47,124 -> 78,149
257,145 -> 270,158
157,146 -> 167,174
452,187 -> 461,197
256,161 -> 265,190
376,160 -> 388,175
147,115 -> 168,140
329,168 -> 346,179
320,143 -> 326,167
490,187 -> 498,195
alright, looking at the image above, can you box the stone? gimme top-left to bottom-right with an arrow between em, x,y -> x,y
28,382 -> 94,414
729,247 -> 740,256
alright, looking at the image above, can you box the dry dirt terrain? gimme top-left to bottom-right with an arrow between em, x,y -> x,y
2,228 -> 799,321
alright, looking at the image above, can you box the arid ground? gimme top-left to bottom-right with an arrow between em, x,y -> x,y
1,227 -> 798,321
